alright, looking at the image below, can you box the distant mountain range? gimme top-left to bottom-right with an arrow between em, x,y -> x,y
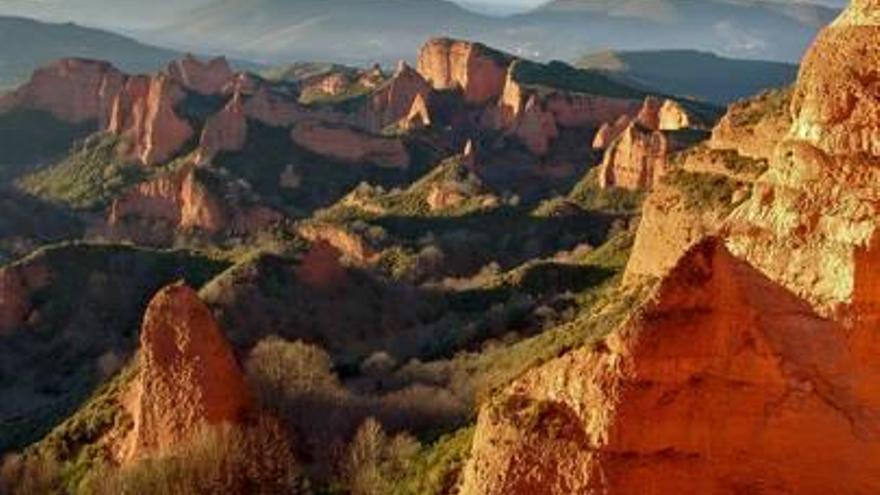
0,16 -> 180,89
576,49 -> 799,104
0,0 -> 840,65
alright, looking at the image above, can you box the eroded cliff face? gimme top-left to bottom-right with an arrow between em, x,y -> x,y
417,38 -> 512,104
463,239 -> 880,495
125,283 -> 252,460
0,58 -> 125,126
108,74 -> 194,166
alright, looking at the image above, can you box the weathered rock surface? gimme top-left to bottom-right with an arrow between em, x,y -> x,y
0,58 -> 125,126
417,38 -> 512,104
291,121 -> 409,168
724,0 -> 880,313
166,55 -> 234,96
710,88 -> 792,161
126,283 -> 252,459
298,223 -> 379,265
463,238 -> 880,495
108,74 -> 194,166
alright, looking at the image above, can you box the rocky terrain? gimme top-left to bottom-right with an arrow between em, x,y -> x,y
5,2 -> 880,494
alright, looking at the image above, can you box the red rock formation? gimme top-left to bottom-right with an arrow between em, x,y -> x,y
0,58 -> 125,126
108,74 -> 194,166
126,283 -> 252,459
658,98 -> 701,130
635,96 -> 662,130
291,120 -> 409,168
109,167 -> 223,236
166,55 -> 234,96
598,122 -> 687,190
593,115 -> 632,149
357,61 -> 432,132
417,38 -> 512,104
595,97 -> 704,151
196,92 -> 248,164
463,238 -> 880,495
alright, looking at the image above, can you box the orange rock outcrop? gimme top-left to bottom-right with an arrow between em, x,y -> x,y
291,121 -> 409,168
597,122 -> 689,190
356,61 -> 432,133
463,238 -> 880,495
0,58 -> 124,126
417,38 -> 512,104
108,74 -> 194,166
126,283 -> 252,459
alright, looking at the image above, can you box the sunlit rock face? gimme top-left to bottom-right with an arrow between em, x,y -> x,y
725,0 -> 880,313
125,284 -> 252,460
417,38 -> 511,104
108,74 -> 194,166
463,239 -> 880,495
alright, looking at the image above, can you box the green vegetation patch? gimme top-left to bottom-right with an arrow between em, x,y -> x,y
511,60 -> 646,99
0,109 -> 96,182
663,168 -> 747,212
16,134 -> 147,211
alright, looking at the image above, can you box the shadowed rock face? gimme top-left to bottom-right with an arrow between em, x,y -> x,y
0,58 -> 125,126
290,120 -> 410,169
463,239 -> 880,495
166,55 -> 235,96
127,283 -> 252,460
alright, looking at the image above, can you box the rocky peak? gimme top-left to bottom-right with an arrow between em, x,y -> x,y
126,283 -> 252,459
0,58 -> 125,126
357,60 -> 432,132
598,121 -> 689,190
417,37 -> 512,104
108,74 -> 194,166
166,54 -> 235,96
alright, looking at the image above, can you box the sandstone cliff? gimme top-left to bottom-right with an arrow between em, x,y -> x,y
417,38 -> 512,104
355,61 -> 432,133
108,74 -> 194,166
597,122 -> 692,190
0,58 -> 124,127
